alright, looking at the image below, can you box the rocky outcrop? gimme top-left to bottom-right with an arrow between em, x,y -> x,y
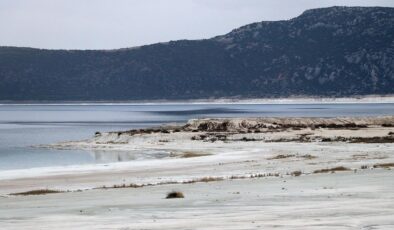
183,116 -> 394,132
44,116 -> 394,150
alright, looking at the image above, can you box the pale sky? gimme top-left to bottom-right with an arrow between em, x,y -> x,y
0,0 -> 393,50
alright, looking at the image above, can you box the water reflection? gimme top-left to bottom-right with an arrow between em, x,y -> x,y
90,150 -> 170,163
149,108 -> 247,116
1,103 -> 393,170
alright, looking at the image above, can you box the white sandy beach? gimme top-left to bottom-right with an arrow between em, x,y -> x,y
0,117 -> 393,229
1,169 -> 394,230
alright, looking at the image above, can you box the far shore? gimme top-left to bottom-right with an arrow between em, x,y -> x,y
1,95 -> 394,105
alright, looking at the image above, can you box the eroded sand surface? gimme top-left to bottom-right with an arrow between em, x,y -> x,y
1,117 -> 393,229
1,170 -> 394,230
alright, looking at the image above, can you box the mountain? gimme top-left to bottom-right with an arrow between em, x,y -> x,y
0,6 -> 393,101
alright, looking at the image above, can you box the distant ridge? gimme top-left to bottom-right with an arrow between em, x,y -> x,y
0,6 -> 393,101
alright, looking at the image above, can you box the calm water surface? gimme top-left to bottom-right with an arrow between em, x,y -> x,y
0,103 -> 393,170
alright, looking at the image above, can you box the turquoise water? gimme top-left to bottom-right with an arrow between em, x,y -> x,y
0,103 -> 393,170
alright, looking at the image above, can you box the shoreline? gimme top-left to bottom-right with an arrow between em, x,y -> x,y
1,116 -> 394,229
1,116 -> 393,193
1,95 -> 394,105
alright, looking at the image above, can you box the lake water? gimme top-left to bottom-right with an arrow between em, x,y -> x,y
0,103 -> 393,171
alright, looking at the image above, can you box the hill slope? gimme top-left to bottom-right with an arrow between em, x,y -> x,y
0,6 -> 393,101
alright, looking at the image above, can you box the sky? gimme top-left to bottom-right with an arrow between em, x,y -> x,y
0,0 -> 393,50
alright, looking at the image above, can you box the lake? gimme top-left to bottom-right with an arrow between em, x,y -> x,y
0,103 -> 393,170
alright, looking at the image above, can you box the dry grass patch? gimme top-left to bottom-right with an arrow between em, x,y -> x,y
166,191 -> 184,199
199,176 -> 223,182
373,163 -> 394,168
99,183 -> 143,189
349,136 -> 394,143
181,176 -> 224,184
10,189 -> 63,196
113,183 -> 142,189
291,171 -> 302,176
231,172 -> 280,179
313,166 -> 351,174
298,154 -> 317,160
96,173 -> 283,192
268,154 -> 295,160
268,154 -> 316,160
180,151 -> 212,158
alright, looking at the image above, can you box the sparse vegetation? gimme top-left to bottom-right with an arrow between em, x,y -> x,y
268,154 -> 295,160
268,154 -> 316,160
231,172 -> 280,179
100,173 -> 285,192
291,171 -> 302,176
10,189 -> 63,196
240,137 -> 257,142
313,166 -> 351,174
321,136 -> 394,143
184,176 -> 224,183
314,123 -> 367,129
373,163 -> 394,168
2,7 -> 394,101
300,154 -> 317,160
100,183 -> 142,189
117,183 -> 142,188
348,136 -> 394,143
191,133 -> 227,142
